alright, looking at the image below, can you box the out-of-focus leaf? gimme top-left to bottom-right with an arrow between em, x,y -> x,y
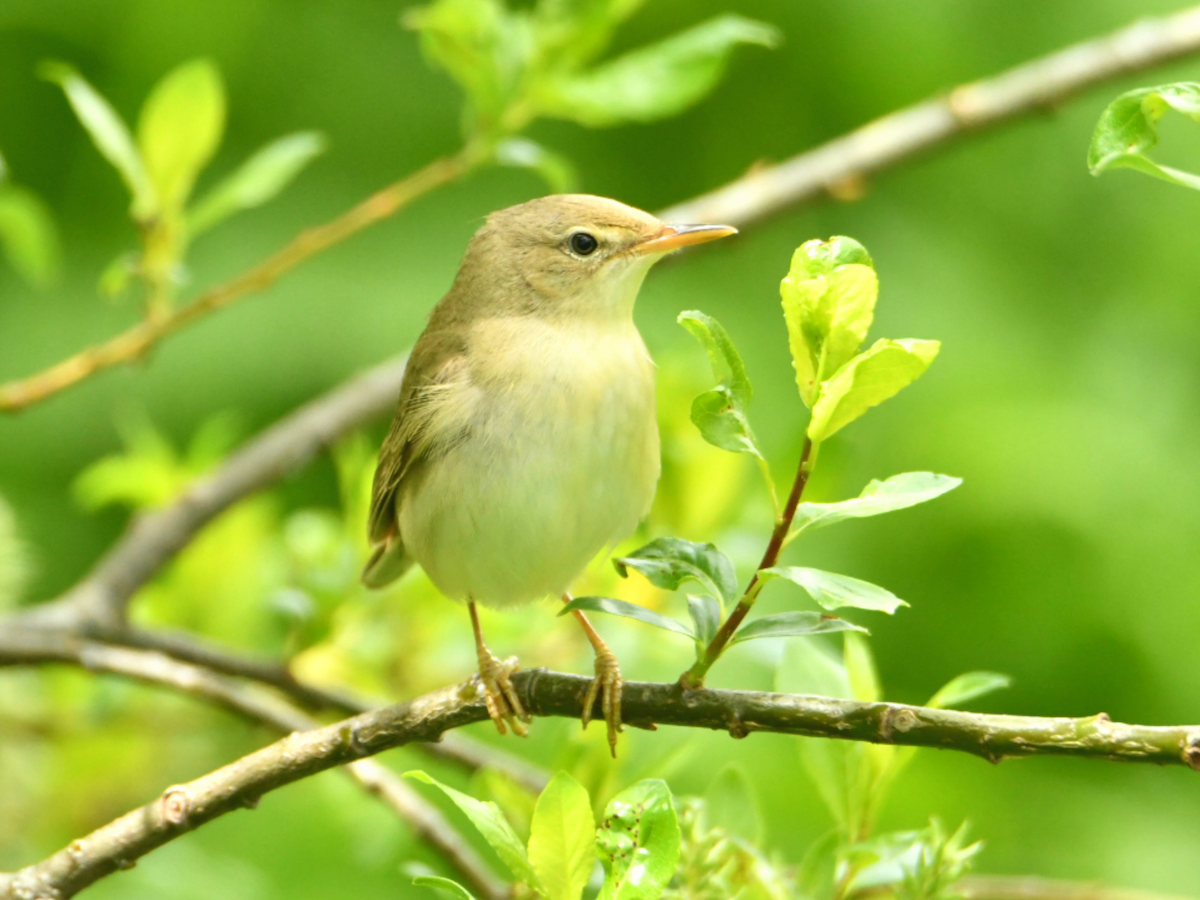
789,472 -> 962,543
780,236 -> 876,406
39,61 -> 156,217
677,310 -> 764,461
686,594 -> 721,647
614,536 -> 738,606
704,764 -> 763,845
807,339 -> 940,442
536,15 -> 779,127
98,252 -> 137,299
927,671 -> 1011,710
0,185 -> 60,288
843,632 -> 880,704
137,59 -> 226,211
847,819 -> 982,896
559,595 -> 695,640
1089,82 -> 1200,191
413,876 -> 478,900
494,137 -> 579,192
528,772 -> 594,900
0,495 -> 30,610
597,779 -> 680,900
533,0 -> 647,70
760,567 -> 907,615
188,131 -> 326,235
795,830 -> 839,900
405,770 -> 543,890
729,611 -> 864,645
405,0 -> 530,130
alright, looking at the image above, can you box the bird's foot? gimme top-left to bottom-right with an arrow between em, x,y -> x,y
476,649 -> 529,737
582,643 -> 623,757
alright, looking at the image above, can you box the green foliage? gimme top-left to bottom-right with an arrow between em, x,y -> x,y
414,875 -> 479,900
727,611 -> 864,645
926,671 -> 1012,710
1089,82 -> 1200,191
406,770 -> 545,891
529,772 -> 596,900
787,473 -> 961,544
43,58 -> 324,312
665,796 -> 790,900
677,311 -> 765,463
561,595 -> 697,639
759,567 -> 907,614
614,537 -> 737,608
0,149 -> 60,289
407,773 -> 679,900
844,820 -> 982,900
597,779 -> 680,900
405,0 -> 776,146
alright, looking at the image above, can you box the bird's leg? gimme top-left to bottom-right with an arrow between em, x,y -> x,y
469,601 -> 529,737
562,593 -> 623,756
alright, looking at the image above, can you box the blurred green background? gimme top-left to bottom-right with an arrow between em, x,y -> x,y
4,0 -> 1200,895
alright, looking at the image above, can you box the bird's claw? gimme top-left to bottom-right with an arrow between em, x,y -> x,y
477,651 -> 529,737
582,644 -> 623,756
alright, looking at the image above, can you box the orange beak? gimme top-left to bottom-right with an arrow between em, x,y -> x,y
633,223 -> 738,256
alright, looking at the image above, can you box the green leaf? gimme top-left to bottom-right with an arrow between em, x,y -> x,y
730,611 -> 864,646
532,0 -> 647,71
597,779 -> 680,900
560,596 -> 695,640
537,15 -> 779,127
0,185 -> 60,288
843,632 -> 880,704
494,137 -> 579,192
927,671 -> 1011,710
789,472 -> 961,542
780,236 -> 877,406
685,594 -> 721,647
405,770 -> 543,890
405,0 -> 530,130
614,536 -> 738,606
137,59 -> 225,212
807,338 -> 940,442
187,131 -> 326,236
677,310 -> 765,461
760,567 -> 907,615
39,61 -> 156,218
1089,82 -> 1200,191
529,772 -> 595,900
704,764 -> 763,844
413,876 -> 478,900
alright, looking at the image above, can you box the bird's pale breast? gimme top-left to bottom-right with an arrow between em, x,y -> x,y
397,315 -> 660,608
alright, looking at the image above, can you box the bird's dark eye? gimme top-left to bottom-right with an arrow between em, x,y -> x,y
569,232 -> 599,256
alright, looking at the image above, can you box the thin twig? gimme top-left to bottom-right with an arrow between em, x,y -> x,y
0,631 -> 508,900
0,154 -> 466,413
2,669 -> 1198,900
4,5 -> 1200,413
659,4 -> 1200,228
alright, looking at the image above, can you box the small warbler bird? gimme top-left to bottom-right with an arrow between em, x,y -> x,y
363,194 -> 735,752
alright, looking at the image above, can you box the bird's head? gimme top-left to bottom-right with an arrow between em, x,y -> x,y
455,194 -> 736,322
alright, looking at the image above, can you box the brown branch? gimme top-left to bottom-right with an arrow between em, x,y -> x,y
658,4 -> 1200,228
0,154 -> 465,413
3,669 -> 1199,900
0,630 -> 508,900
4,5 -> 1200,414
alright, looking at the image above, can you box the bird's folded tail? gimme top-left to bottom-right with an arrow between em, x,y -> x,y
361,532 -> 415,589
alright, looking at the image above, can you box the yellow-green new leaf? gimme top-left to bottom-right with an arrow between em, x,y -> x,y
780,236 -> 876,406
137,59 -> 226,211
40,61 -> 156,218
807,339 -> 939,442
529,772 -> 595,900
0,185 -> 60,288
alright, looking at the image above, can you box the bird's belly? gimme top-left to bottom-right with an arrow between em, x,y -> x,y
399,322 -> 660,608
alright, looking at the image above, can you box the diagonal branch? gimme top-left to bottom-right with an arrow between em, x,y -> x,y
3,5 -> 1200,413
660,4 -> 1200,227
0,630 -> 509,900
3,669 -> 1199,900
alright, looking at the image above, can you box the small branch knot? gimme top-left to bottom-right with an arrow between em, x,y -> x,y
1184,737 -> 1200,771
160,787 -> 191,827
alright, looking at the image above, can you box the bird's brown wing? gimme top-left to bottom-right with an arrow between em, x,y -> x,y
363,331 -> 469,585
